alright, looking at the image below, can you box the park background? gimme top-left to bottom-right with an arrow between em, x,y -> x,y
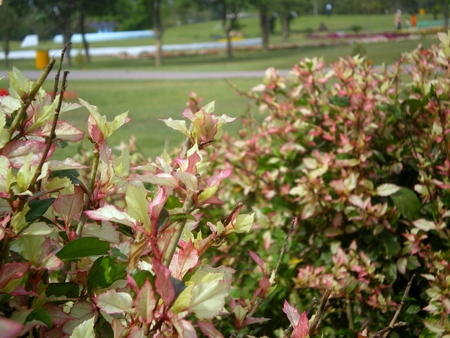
0,0 -> 447,159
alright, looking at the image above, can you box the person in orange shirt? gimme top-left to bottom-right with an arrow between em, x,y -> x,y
411,13 -> 417,28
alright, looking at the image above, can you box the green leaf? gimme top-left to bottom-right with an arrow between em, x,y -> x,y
46,282 -> 79,298
87,256 -> 126,293
130,268 -> 155,289
383,262 -> 397,284
49,169 -> 79,179
157,207 -> 169,231
25,198 -> 55,224
329,96 -> 350,107
126,184 -> 150,230
390,187 -> 421,221
406,305 -> 421,314
111,247 -> 127,260
170,276 -> 186,300
379,231 -> 399,258
56,237 -> 110,261
165,196 -> 183,210
169,213 -> 197,224
26,308 -> 52,329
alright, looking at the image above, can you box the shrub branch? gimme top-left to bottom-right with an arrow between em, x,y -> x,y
9,58 -> 55,137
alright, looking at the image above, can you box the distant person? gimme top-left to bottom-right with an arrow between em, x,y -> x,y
318,22 -> 328,31
326,3 -> 332,16
395,10 -> 402,30
411,13 -> 417,27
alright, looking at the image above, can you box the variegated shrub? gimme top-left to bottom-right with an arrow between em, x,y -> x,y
206,33 -> 450,337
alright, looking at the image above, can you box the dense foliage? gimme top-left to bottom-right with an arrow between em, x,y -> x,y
205,32 -> 450,336
1,31 -> 450,338
0,60 -> 262,337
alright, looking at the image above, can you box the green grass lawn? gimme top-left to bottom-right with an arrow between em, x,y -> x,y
0,77 -> 259,158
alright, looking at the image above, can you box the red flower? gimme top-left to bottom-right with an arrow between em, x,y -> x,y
0,88 -> 8,96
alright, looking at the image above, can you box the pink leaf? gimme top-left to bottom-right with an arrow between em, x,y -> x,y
43,303 -> 74,326
249,250 -> 265,272
152,258 -> 175,306
87,114 -> 104,144
35,120 -> 85,142
282,300 -> 300,328
0,262 -> 30,289
205,169 -> 232,187
53,186 -> 85,228
134,280 -> 157,325
293,311 -> 309,338
0,139 -> 55,169
174,318 -> 197,338
149,187 -> 168,234
242,317 -> 271,327
0,317 -> 23,338
198,321 -> 224,338
169,241 -> 199,279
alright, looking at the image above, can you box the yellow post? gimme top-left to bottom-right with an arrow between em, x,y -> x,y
35,50 -> 49,69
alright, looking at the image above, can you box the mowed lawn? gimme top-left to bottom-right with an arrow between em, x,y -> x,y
0,77 -> 258,158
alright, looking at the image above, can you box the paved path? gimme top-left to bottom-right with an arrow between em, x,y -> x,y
0,69 -> 290,80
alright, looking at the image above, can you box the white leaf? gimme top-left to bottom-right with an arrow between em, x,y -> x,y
70,316 -> 95,338
349,195 -> 364,209
188,280 -> 229,318
161,118 -> 189,137
95,290 -> 133,314
85,204 -> 137,228
413,218 -> 436,231
376,183 -> 401,196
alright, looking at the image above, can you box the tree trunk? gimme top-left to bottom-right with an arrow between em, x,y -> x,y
260,9 -> 270,52
1,35 -> 9,68
153,0 -> 163,67
225,28 -> 233,59
79,10 -> 91,63
282,15 -> 289,42
443,0 -> 449,31
63,30 -> 72,67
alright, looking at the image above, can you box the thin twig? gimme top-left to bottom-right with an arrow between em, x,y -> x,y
271,217 -> 297,283
307,297 -> 319,317
378,274 -> 415,338
52,43 -> 71,101
370,322 -> 407,338
308,288 -> 332,336
368,274 -> 415,338
346,297 -> 355,331
33,71 -> 69,192
161,192 -> 194,267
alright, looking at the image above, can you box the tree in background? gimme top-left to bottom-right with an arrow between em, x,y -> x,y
276,0 -> 310,42
194,0 -> 247,59
151,0 -> 164,66
9,0 -> 78,66
77,0 -> 120,64
442,0 -> 449,30
0,2 -> 19,67
250,0 -> 274,52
